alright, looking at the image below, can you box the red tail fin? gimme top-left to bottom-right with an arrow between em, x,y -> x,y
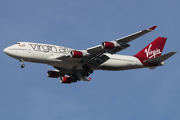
134,37 -> 167,60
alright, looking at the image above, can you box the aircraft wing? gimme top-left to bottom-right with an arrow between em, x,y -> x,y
52,26 -> 157,67
51,26 -> 157,61
87,26 -> 157,54
52,26 -> 157,81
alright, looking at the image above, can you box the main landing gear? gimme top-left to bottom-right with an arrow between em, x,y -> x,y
82,64 -> 93,77
19,59 -> 25,68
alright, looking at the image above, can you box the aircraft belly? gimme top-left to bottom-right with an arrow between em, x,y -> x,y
99,55 -> 144,71
48,60 -> 83,70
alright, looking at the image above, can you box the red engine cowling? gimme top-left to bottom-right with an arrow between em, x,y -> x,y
70,51 -> 83,58
60,76 -> 72,84
102,42 -> 120,49
47,70 -> 59,78
60,76 -> 78,84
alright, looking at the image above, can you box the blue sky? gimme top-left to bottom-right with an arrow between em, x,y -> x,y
1,0 -> 180,120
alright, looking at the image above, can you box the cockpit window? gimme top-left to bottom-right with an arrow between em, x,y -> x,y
15,42 -> 20,44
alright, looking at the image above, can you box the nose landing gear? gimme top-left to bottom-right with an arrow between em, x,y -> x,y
21,64 -> 25,68
19,59 -> 25,68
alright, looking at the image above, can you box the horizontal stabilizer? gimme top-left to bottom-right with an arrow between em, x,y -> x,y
144,51 -> 177,63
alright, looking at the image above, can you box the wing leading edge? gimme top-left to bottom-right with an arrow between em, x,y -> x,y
87,26 -> 157,54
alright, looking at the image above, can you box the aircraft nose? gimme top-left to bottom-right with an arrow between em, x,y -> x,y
3,47 -> 8,54
3,47 -> 14,56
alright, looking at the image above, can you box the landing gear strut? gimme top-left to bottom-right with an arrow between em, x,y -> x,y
19,59 -> 25,68
72,73 -> 79,81
82,64 -> 93,77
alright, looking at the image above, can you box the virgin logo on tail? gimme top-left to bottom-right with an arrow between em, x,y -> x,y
144,44 -> 161,59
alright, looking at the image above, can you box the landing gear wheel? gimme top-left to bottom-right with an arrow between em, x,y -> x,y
72,74 -> 78,81
89,69 -> 93,74
82,72 -> 89,77
84,73 -> 89,77
83,64 -> 93,74
21,64 -> 25,68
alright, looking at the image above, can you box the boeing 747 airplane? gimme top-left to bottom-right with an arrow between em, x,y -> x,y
3,26 -> 177,83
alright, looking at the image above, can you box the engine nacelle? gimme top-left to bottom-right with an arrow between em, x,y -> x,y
47,70 -> 64,78
70,51 -> 83,58
60,76 -> 78,84
101,42 -> 120,49
60,76 -> 71,83
60,77 -> 71,84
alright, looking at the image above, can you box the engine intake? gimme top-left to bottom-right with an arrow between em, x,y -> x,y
102,42 -> 120,49
47,70 -> 64,78
47,70 -> 59,78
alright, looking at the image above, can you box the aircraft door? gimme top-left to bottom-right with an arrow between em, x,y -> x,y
28,47 -> 31,53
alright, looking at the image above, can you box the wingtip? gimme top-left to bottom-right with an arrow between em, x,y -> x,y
148,26 -> 157,31
173,51 -> 178,53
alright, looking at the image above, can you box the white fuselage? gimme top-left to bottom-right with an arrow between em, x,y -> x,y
4,42 -> 146,71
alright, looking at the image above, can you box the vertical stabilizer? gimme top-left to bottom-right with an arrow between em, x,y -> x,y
134,37 -> 167,60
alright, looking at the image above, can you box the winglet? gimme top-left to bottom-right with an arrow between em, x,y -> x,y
148,26 -> 157,31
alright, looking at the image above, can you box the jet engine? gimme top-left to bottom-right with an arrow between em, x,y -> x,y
101,42 -> 120,49
70,51 -> 84,58
47,70 -> 64,78
60,76 -> 77,84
